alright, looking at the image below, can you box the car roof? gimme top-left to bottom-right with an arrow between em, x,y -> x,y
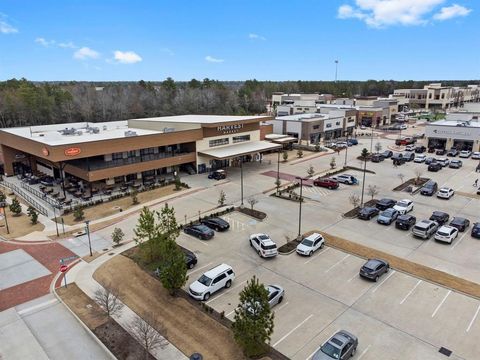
451,217 -> 466,223
397,199 -> 411,203
438,225 -> 455,232
304,232 -> 322,241
398,214 -> 414,220
203,263 -> 232,278
378,198 -> 394,203
365,258 -> 386,268
432,211 -> 448,216
439,187 -> 452,191
266,285 -> 283,294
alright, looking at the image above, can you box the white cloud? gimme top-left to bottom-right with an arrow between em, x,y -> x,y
58,41 -> 77,49
35,37 -> 55,47
433,4 -> 471,20
74,47 -> 100,60
205,55 -> 224,63
337,0 -> 453,27
113,50 -> 142,64
249,33 -> 266,41
0,20 -> 18,34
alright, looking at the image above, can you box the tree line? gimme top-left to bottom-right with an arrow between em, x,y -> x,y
0,77 -> 477,128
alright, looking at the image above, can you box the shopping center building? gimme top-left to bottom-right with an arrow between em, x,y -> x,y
0,115 -> 280,188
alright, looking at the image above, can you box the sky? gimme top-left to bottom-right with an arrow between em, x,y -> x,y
0,0 -> 478,81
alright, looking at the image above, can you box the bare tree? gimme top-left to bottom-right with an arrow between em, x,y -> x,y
414,169 -> 423,185
398,173 -> 405,184
367,185 -> 379,200
374,142 -> 382,153
247,196 -> 258,210
94,283 -> 124,317
349,193 -> 360,208
131,312 -> 168,360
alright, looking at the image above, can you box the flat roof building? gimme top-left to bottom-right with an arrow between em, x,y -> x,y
425,119 -> 480,152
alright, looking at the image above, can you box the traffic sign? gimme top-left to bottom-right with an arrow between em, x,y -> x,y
60,265 -> 68,273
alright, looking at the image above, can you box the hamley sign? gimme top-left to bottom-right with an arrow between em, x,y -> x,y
216,124 -> 244,134
426,124 -> 480,141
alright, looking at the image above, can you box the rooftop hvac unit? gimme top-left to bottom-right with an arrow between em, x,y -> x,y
163,127 -> 175,133
103,125 -> 107,131
124,130 -> 138,137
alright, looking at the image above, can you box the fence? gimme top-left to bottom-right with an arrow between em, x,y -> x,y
20,182 -> 62,208
0,180 -> 49,216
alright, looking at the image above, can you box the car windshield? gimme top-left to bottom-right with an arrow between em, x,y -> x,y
437,231 -> 450,236
197,275 -> 212,286
261,243 -> 277,250
321,343 -> 340,359
301,239 -> 314,247
380,211 -> 392,217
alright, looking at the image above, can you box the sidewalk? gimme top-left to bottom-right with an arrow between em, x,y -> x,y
61,241 -> 186,360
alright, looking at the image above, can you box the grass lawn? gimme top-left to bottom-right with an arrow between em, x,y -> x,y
0,208 -> 45,239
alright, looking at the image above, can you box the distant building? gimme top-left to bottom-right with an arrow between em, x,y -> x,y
425,119 -> 480,152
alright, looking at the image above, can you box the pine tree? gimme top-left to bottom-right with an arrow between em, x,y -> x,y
9,197 -> 22,216
134,206 -> 159,262
27,206 -> 38,224
156,203 -> 180,244
73,205 -> 84,221
157,239 -> 187,296
232,276 -> 275,358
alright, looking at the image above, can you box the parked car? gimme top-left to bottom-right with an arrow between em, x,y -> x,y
425,157 -> 436,165
392,153 -> 406,164
266,285 -> 285,308
393,199 -> 414,214
449,159 -> 462,169
415,145 -> 426,153
436,149 -> 447,156
403,152 -> 415,162
188,263 -> 235,301
375,198 -> 396,211
428,162 -> 442,172
437,187 -> 454,199
184,224 -> 214,240
395,214 -> 417,230
428,147 -> 436,153
405,144 -> 416,151
358,207 -> 379,220
331,174 -> 358,185
336,141 -> 348,148
296,233 -> 325,256
312,330 -> 358,360
449,217 -> 470,232
413,133 -> 425,140
472,152 -> 480,160
471,223 -> 480,239
414,154 -> 427,163
447,148 -> 459,157
420,180 -> 438,196
412,220 -> 439,239
249,233 -> 278,258
434,226 -> 459,244
208,169 -> 226,180
371,153 -> 384,162
314,178 -> 339,189
459,150 -> 472,158
381,150 -> 393,158
182,247 -> 198,269
437,158 -> 450,167
201,217 -> 230,231
347,138 -> 358,146
429,211 -> 450,225
359,258 -> 389,281
377,208 -> 399,225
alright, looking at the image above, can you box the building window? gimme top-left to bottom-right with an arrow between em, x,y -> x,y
140,148 -> 154,156
112,152 -> 123,160
209,138 -> 229,147
336,121 -> 340,125
313,125 -> 320,129
232,135 -> 250,143
326,124 -> 332,128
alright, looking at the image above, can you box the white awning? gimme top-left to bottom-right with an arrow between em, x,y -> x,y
272,136 -> 297,143
198,141 -> 282,159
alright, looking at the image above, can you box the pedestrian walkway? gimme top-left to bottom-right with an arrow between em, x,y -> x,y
61,241 -> 186,360
293,185 -> 333,199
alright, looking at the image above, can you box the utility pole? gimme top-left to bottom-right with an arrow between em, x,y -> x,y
240,158 -> 244,206
276,150 -> 281,194
295,177 -> 308,239
334,60 -> 339,83
85,220 -> 93,257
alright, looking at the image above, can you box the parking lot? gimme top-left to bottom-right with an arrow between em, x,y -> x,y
177,211 -> 480,359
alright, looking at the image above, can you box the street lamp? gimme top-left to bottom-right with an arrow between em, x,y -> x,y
344,131 -> 349,167
370,127 -> 374,154
85,220 -> 93,257
0,201 -> 10,234
52,204 -> 59,237
295,177 -> 308,239
240,157 -> 244,206
276,150 -> 281,194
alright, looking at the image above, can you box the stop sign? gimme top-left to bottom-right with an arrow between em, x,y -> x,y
60,265 -> 68,273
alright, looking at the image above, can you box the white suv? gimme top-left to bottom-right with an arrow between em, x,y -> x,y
296,233 -> 325,256
434,225 -> 458,244
393,199 -> 414,215
249,234 -> 278,258
437,187 -> 454,199
189,263 -> 235,301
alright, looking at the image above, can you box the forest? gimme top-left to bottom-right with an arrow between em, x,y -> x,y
0,78 -> 477,128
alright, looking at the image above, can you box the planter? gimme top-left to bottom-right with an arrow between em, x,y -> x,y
278,239 -> 301,254
236,207 -> 266,220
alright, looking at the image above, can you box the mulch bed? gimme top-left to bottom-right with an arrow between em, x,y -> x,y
343,199 -> 377,218
236,207 -> 267,220
94,318 -> 155,360
278,239 -> 301,254
346,165 -> 376,174
393,177 -> 429,192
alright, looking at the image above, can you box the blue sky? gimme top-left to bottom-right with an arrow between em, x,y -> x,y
0,0 -> 478,81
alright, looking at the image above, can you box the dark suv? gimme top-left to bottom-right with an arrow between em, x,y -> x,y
420,180 -> 438,196
375,198 -> 396,211
313,178 -> 339,189
472,223 -> 480,239
395,214 -> 417,230
358,207 -> 379,220
359,259 -> 389,282
429,211 -> 450,225
428,162 -> 442,172
201,217 -> 230,231
449,217 -> 470,232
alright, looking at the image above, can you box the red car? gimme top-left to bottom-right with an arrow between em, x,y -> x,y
313,178 -> 339,189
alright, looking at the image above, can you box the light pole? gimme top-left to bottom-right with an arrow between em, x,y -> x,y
0,201 -> 10,234
95,87 -> 106,121
85,220 -> 93,257
52,204 -> 59,237
240,157 -> 244,206
370,127 -> 374,154
276,150 -> 281,194
334,60 -> 339,83
360,150 -> 368,207
295,177 -> 308,239
344,131 -> 349,167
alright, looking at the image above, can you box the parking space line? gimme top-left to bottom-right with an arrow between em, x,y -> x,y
275,301 -> 289,313
226,308 -> 238,318
372,270 -> 396,293
187,262 -> 213,276
304,247 -> 330,264
324,254 -> 350,273
347,273 -> 359,282
432,290 -> 451,317
400,280 -> 422,304
451,232 -> 469,251
306,347 -> 320,360
466,304 -> 480,332
357,345 -> 371,360
305,328 -> 340,360
205,279 -> 248,305
273,314 -> 313,347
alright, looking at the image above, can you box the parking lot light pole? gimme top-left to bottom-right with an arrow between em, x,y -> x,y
370,127 -> 374,154
85,220 -> 93,257
52,204 -> 59,237
344,132 -> 349,167
240,158 -> 244,206
295,177 -> 308,239
0,202 -> 10,234
277,150 -> 281,194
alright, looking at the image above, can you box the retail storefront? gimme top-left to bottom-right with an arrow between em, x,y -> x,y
425,120 -> 480,151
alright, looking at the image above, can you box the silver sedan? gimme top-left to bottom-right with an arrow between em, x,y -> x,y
267,285 -> 285,307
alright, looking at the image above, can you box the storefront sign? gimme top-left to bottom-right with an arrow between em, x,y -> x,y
42,147 -> 49,156
216,124 -> 244,134
64,147 -> 81,156
425,125 -> 480,141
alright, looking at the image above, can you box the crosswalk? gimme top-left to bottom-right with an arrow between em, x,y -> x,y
293,186 -> 333,199
221,215 -> 248,232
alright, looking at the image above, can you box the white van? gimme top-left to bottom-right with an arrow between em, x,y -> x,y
189,263 -> 235,301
